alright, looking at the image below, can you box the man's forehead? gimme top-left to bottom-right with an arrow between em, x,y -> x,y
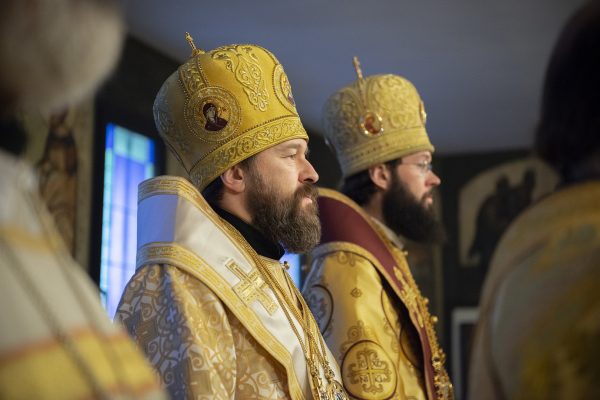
273,138 -> 308,151
252,139 -> 309,161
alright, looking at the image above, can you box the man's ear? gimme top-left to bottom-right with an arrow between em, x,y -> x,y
368,163 -> 392,191
220,164 -> 247,194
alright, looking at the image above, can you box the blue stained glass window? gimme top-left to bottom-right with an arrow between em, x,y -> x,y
100,124 -> 156,317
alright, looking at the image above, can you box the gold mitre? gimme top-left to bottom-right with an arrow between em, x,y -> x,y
322,57 -> 434,177
153,33 -> 308,190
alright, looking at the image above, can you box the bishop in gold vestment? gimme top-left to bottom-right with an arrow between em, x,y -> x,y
303,61 -> 452,399
117,176 -> 344,399
116,37 -> 346,399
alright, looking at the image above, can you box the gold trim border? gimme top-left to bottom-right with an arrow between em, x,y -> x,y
340,127 -> 434,177
137,176 -> 307,399
138,175 -> 205,205
315,188 -> 452,399
138,243 -> 306,400
190,116 -> 308,190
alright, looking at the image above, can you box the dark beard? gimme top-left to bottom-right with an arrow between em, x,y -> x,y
382,173 -> 445,244
246,171 -> 321,253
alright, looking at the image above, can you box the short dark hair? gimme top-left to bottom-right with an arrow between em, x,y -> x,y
534,1 -> 600,178
201,155 -> 255,206
340,159 -> 400,206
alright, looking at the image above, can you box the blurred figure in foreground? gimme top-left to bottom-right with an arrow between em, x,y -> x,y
469,2 -> 600,399
0,1 -> 166,398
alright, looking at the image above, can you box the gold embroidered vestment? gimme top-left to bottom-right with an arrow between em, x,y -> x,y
303,188 -> 452,400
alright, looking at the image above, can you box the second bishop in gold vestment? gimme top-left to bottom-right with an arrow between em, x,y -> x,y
304,60 -> 452,399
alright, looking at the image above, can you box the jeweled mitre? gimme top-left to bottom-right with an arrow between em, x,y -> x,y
153,37 -> 307,190
322,69 -> 434,177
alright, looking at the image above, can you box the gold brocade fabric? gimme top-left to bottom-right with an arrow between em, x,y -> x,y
117,263 -> 290,399
469,181 -> 600,400
153,41 -> 308,191
304,248 -> 427,400
127,175 -> 345,399
322,74 -> 433,178
260,256 -> 298,305
0,150 -> 165,400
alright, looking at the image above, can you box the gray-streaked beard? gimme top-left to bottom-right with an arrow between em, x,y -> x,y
246,171 -> 321,254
